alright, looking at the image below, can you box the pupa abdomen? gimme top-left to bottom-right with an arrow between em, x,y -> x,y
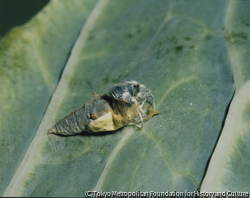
47,94 -> 141,135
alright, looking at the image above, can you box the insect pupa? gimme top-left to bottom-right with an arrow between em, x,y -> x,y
47,93 -> 160,136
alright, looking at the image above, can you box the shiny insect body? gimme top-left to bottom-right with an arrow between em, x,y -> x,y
47,94 -> 154,135
109,80 -> 155,126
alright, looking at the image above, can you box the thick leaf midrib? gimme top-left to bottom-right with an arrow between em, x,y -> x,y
201,81 -> 250,191
201,0 -> 247,190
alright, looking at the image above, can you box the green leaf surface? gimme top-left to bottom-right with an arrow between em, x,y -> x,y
1,0 -> 250,196
0,0 -> 97,195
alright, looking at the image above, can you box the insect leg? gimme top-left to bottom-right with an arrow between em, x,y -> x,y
132,98 -> 146,117
147,93 -> 155,109
128,109 -> 144,129
128,122 -> 143,129
139,105 -> 146,117
138,112 -> 144,128
134,123 -> 143,129
141,98 -> 147,107
139,98 -> 147,114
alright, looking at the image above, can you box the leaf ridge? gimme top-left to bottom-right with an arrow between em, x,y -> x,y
143,128 -> 175,172
157,76 -> 196,108
224,0 -> 242,90
138,1 -> 173,79
30,33 -> 55,92
3,0 -> 109,196
93,128 -> 134,191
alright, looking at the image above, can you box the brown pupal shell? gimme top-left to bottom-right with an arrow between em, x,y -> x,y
47,94 -> 141,135
141,103 -> 161,122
